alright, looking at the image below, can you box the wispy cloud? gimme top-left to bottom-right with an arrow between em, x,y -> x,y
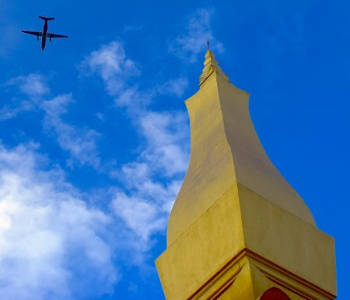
0,73 -> 48,120
82,41 -> 190,254
170,8 -> 224,62
2,39 -> 190,264
157,77 -> 188,98
2,74 -> 101,168
111,192 -> 166,244
0,143 -> 118,299
139,111 -> 189,177
111,111 -> 188,247
42,94 -> 101,168
81,41 -> 139,96
81,40 -> 188,111
0,8 -> 205,297
7,73 -> 49,98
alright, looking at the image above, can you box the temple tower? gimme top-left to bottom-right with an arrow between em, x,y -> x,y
156,49 -> 337,299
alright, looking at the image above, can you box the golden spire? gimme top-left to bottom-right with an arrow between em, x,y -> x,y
156,47 -> 336,300
199,45 -> 228,86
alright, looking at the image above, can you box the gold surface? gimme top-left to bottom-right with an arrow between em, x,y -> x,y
156,50 -> 336,299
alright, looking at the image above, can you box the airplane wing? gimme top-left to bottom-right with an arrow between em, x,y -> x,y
22,30 -> 43,37
47,33 -> 68,38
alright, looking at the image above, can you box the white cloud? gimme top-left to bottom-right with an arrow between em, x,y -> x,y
81,41 -> 150,114
3,38 -> 191,269
0,143 -> 118,299
2,40 -> 191,266
82,41 -> 137,80
2,74 -> 101,169
111,176 -> 182,250
113,87 -> 151,113
81,41 -> 188,111
111,192 -> 166,243
139,111 -> 189,176
157,77 -> 188,98
0,74 -> 49,120
110,111 -> 189,247
170,8 -> 224,62
82,41 -> 190,255
42,94 -> 100,168
0,103 -> 31,121
81,41 -> 139,97
8,74 -> 50,98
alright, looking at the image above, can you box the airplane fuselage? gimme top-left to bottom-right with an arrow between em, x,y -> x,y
41,20 -> 48,50
22,16 -> 67,51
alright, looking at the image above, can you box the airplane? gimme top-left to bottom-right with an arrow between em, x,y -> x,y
22,16 -> 68,51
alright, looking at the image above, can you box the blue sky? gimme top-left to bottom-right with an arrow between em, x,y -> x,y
0,0 -> 349,299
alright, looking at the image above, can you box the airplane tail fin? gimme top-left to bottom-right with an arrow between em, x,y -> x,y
39,16 -> 55,21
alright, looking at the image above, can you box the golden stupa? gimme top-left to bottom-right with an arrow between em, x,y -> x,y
156,49 -> 336,300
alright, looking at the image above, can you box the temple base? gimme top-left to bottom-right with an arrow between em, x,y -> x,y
156,184 -> 336,300
185,250 -> 335,299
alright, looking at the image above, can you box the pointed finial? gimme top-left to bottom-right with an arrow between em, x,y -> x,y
199,46 -> 229,87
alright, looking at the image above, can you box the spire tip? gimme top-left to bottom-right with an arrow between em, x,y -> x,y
199,42 -> 228,86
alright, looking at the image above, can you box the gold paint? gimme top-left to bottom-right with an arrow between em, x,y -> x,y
156,50 -> 336,299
